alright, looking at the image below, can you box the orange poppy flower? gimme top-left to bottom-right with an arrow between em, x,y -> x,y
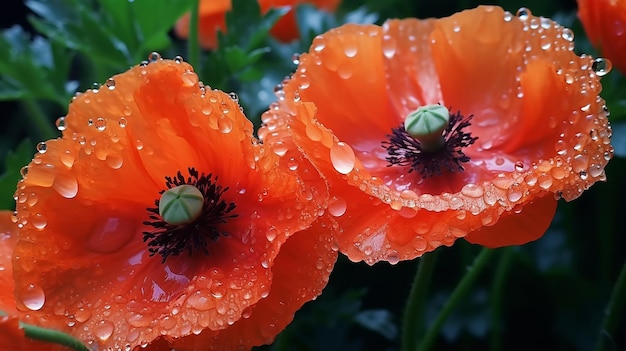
0,211 -> 70,351
175,0 -> 342,49
12,55 -> 336,350
578,0 -> 626,73
264,6 -> 614,264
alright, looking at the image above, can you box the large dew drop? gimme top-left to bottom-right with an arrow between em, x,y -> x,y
52,174 -> 78,198
95,320 -> 114,341
330,142 -> 356,174
21,284 -> 45,310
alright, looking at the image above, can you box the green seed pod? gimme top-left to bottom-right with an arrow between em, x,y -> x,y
159,185 -> 204,225
404,104 -> 450,151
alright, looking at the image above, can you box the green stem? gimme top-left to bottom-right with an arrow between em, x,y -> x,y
594,257 -> 626,351
188,0 -> 201,70
489,248 -> 514,351
0,312 -> 88,351
417,247 -> 495,351
21,98 -> 57,141
401,250 -> 439,351
22,322 -> 89,351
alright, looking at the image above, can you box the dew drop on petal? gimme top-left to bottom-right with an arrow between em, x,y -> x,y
328,196 -> 347,217
148,52 -> 161,62
53,174 -> 78,198
266,226 -> 278,242
31,213 -> 47,230
330,142 -> 356,174
105,153 -> 124,169
21,284 -> 45,310
95,320 -> 114,341
561,28 -> 574,41
95,117 -> 106,131
36,142 -> 47,154
105,78 -> 116,90
592,58 -> 612,77
181,71 -> 199,87
287,157 -> 299,171
292,53 -> 301,65
516,7 -> 531,20
118,117 -> 128,128
55,116 -> 66,131
461,183 -> 484,198
218,115 -> 233,134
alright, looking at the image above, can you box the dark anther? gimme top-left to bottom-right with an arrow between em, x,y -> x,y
143,167 -> 237,263
382,110 -> 478,178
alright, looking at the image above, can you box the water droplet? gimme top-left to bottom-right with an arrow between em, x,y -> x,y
181,71 -> 199,87
228,92 -> 239,102
21,284 -> 45,310
461,183 -> 484,198
186,293 -> 211,311
538,174 -> 553,189
292,53 -> 301,65
174,55 -> 184,63
20,166 -> 29,177
592,57 -> 612,76
218,115 -> 233,133
36,142 -> 47,154
514,161 -> 524,171
118,117 -> 128,128
328,196 -> 347,217
95,117 -> 106,131
55,116 -> 66,131
95,320 -> 114,341
287,157 -> 299,171
516,7 -> 531,20
148,52 -> 161,62
386,251 -> 400,265
503,11 -> 513,22
561,28 -> 574,41
105,153 -> 123,169
266,226 -> 278,242
31,213 -> 47,230
91,82 -> 100,93
507,187 -> 523,203
330,142 -> 356,174
105,78 -> 116,90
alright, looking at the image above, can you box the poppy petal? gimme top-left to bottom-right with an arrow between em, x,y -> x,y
14,58 -> 332,349
273,6 -> 613,264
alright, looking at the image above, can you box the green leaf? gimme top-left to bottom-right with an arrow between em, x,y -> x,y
26,0 -> 194,73
0,140 -> 34,210
0,25 -> 74,105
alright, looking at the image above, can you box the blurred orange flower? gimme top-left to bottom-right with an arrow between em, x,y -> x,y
0,211 -> 69,351
175,0 -> 342,49
578,0 -> 626,73
12,56 -> 336,350
263,6 -> 614,264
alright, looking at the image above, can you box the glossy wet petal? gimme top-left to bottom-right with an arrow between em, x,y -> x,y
273,6 -> 613,264
14,58 -> 332,350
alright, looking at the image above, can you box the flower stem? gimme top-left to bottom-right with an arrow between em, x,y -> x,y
489,248 -> 513,351
188,0 -> 201,71
21,322 -> 89,351
594,256 -> 626,351
401,250 -> 438,351
416,247 -> 495,351
21,98 -> 57,141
